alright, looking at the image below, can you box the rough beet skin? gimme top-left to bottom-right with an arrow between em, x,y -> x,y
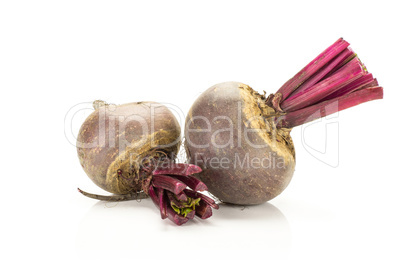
185,82 -> 296,205
77,101 -> 181,195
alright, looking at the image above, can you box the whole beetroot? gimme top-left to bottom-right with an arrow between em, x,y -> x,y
185,38 -> 383,205
185,82 -> 296,205
77,100 -> 181,195
77,100 -> 219,225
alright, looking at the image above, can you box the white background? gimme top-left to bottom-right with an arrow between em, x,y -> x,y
1,0 -> 401,267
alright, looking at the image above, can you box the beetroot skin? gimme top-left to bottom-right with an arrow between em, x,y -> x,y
77,101 -> 181,195
185,82 -> 296,205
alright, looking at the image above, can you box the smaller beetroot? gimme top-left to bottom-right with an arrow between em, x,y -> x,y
77,100 -> 218,225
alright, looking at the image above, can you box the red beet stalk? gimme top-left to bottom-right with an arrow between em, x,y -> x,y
270,38 -> 383,128
276,38 -> 350,101
149,162 -> 219,226
152,174 -> 187,195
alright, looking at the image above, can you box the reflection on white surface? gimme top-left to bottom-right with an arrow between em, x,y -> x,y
76,199 -> 291,261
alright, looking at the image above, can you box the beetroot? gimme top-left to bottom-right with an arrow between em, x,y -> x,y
184,38 -> 383,205
77,100 -> 218,225
77,100 -> 181,194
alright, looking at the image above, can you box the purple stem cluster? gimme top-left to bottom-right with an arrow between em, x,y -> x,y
148,163 -> 219,226
270,38 -> 383,128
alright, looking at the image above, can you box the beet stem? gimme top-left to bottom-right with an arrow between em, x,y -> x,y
276,38 -> 350,101
157,188 -> 168,219
147,163 -> 217,224
148,186 -> 159,206
152,174 -> 187,195
281,57 -> 365,112
321,49 -> 357,80
321,73 -> 377,101
286,48 -> 355,99
276,86 -> 383,128
273,38 -> 383,129
169,174 -> 208,192
195,202 -> 213,219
